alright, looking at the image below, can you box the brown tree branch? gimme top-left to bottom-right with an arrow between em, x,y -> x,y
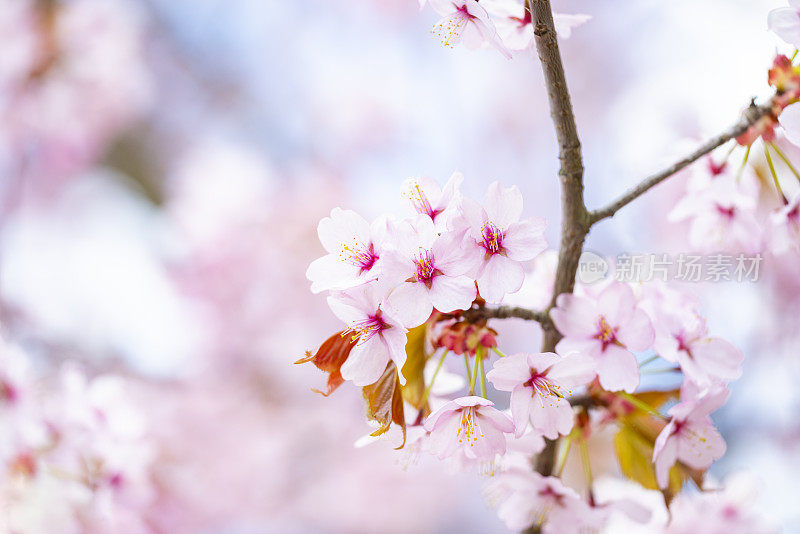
528,0 -> 591,358
589,99 -> 777,224
461,305 -> 548,324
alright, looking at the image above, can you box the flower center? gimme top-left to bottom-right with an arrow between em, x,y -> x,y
594,316 -> 618,350
414,248 -> 439,286
524,372 -> 561,400
480,223 -> 504,255
715,204 -> 736,219
343,312 -> 388,344
456,406 -> 484,447
407,183 -> 442,220
431,5 -> 474,48
340,241 -> 378,273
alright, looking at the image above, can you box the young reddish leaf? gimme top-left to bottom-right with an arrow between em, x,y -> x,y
295,331 -> 355,396
362,362 -> 406,449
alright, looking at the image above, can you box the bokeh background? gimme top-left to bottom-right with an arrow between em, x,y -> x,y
0,0 -> 798,532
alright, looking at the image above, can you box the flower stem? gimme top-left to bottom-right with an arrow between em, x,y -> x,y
579,434 -> 594,503
638,354 -> 660,368
491,346 -> 508,358
555,433 -> 573,477
470,347 -> 481,395
617,391 -> 667,420
478,349 -> 487,398
764,143 -> 788,202
464,354 -> 472,391
736,143 -> 751,181
769,142 -> 800,185
421,350 -> 449,405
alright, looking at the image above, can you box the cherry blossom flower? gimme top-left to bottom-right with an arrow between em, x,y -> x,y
769,193 -> 800,253
768,0 -> 800,48
383,216 -> 476,327
652,384 -> 728,489
456,181 -> 547,303
428,0 -> 512,59
307,208 -> 388,293
651,311 -> 743,386
484,0 -> 591,51
486,351 -> 594,439
401,172 -> 463,230
665,473 -> 779,534
668,169 -> 761,254
423,396 -> 514,461
551,282 -> 654,393
484,469 -> 594,533
327,282 -> 409,386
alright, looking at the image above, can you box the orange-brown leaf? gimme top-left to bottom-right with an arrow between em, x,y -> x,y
296,331 -> 355,396
362,362 -> 406,449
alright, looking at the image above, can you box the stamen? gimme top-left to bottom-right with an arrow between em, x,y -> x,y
414,248 -> 437,283
339,240 -> 379,273
431,7 -> 473,48
480,223 -> 504,254
341,313 -> 388,345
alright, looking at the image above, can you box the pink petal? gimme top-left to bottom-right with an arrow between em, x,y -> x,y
340,336 -> 391,386
598,282 -> 635,326
529,395 -> 573,439
318,208 -> 371,253
527,352 -> 563,373
550,293 -> 600,338
653,428 -> 678,489
546,353 -> 596,389
596,345 -> 640,393
428,275 -> 476,313
427,411 -> 462,459
483,182 -> 523,229
690,337 -> 743,383
326,295 -> 367,325
503,218 -> 548,261
386,282 -> 433,328
477,405 -> 515,433
555,337 -> 602,359
616,309 -> 655,351
424,400 -> 459,431
677,420 -> 726,470
769,7 -> 800,48
486,353 -> 530,391
476,254 -> 524,303
510,384 -> 532,437
454,395 -> 494,408
306,254 -> 360,293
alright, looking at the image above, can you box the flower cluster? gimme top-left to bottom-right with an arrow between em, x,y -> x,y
305,174 -> 547,386
422,0 -> 590,57
302,173 -> 753,532
0,336 -> 154,533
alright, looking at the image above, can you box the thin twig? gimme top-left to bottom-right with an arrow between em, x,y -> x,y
589,100 -> 777,224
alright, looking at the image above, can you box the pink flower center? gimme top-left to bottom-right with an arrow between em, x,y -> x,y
509,10 -> 532,28
340,241 -> 378,274
594,316 -> 619,350
524,371 -> 561,399
408,183 -> 443,221
480,223 -> 504,255
715,204 -> 736,219
414,248 -> 440,286
0,380 -> 18,404
343,312 -> 389,344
